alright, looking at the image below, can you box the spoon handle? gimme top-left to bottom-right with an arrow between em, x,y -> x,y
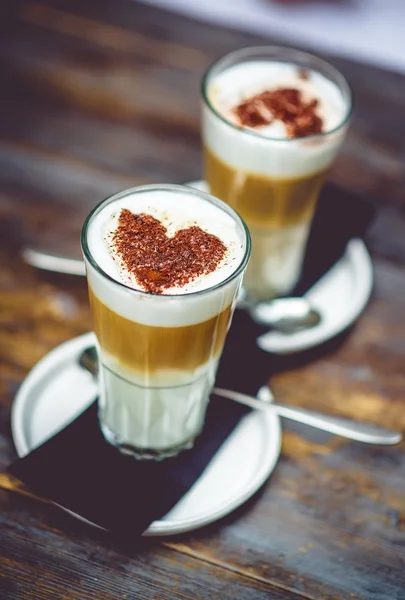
213,388 -> 402,445
78,348 -> 401,446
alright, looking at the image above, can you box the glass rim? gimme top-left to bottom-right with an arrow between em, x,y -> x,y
81,183 -> 251,300
201,45 -> 354,143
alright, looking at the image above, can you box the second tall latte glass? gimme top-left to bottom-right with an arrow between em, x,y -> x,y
82,184 -> 250,460
202,46 -> 353,302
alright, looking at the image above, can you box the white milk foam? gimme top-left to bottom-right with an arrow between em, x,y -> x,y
85,187 -> 246,326
211,61 -> 346,137
203,61 -> 350,178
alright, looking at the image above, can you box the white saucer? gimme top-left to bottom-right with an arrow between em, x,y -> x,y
255,238 -> 373,354
11,332 -> 281,536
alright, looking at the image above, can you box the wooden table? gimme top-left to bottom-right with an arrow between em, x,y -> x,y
1,1 -> 405,598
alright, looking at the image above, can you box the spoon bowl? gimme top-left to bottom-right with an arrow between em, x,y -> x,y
250,297 -> 321,332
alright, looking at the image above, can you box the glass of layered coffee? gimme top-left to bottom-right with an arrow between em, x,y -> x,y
202,47 -> 352,302
81,184 -> 250,460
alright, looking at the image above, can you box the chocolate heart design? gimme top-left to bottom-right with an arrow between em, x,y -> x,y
235,88 -> 323,138
112,209 -> 227,294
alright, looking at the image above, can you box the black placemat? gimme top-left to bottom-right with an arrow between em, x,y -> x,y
216,182 -> 375,394
8,183 -> 375,537
9,395 -> 249,537
294,182 -> 375,296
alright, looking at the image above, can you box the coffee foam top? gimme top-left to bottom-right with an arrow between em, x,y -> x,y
85,187 -> 246,326
209,61 -> 347,138
203,61 -> 350,178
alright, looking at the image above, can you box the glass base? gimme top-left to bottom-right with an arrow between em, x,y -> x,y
100,421 -> 196,460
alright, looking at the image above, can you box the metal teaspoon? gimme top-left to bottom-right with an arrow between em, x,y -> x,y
78,347 -> 401,446
214,387 -> 402,446
250,297 -> 321,333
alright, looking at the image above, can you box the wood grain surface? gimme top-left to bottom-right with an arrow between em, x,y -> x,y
1,1 -> 405,599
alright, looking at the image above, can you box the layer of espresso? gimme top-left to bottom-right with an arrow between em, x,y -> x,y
204,145 -> 326,227
89,287 -> 232,373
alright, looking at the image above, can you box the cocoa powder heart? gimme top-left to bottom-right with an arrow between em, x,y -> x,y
112,209 -> 227,294
234,87 -> 323,138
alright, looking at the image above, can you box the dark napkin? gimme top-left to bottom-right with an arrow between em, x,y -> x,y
293,182 -> 375,296
8,182 -> 374,536
9,396 -> 248,537
215,182 -> 375,394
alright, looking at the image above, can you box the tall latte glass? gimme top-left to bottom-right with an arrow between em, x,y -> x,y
202,47 -> 353,301
82,184 -> 250,460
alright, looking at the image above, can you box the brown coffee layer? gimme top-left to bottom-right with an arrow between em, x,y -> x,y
89,287 -> 232,373
204,146 -> 327,227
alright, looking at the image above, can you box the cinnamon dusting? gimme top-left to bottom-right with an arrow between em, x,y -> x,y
112,210 -> 227,294
234,87 -> 323,138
